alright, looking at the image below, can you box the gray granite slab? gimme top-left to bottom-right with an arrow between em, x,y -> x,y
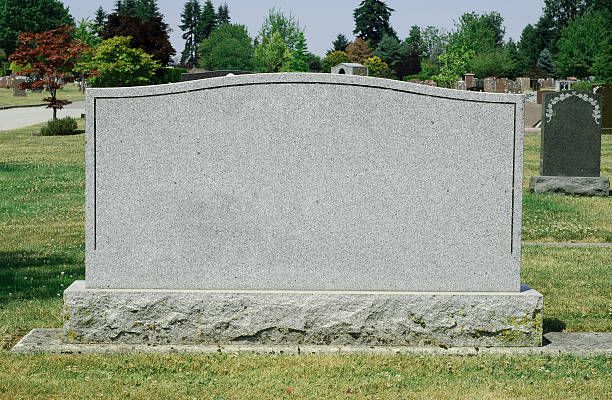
529,176 -> 610,196
541,91 -> 602,177
85,73 -> 524,292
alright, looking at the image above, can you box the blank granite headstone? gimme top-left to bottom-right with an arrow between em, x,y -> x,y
58,74 -> 542,348
530,91 -> 609,196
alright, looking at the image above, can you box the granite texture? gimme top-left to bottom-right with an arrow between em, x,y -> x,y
15,330 -> 611,356
541,91 -> 602,177
85,73 -> 525,292
529,176 -> 610,196
63,281 -> 542,347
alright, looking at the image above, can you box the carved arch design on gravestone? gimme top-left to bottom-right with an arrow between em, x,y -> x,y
545,92 -> 601,124
338,68 -> 346,74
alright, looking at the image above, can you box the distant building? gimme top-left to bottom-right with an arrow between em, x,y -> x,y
331,63 -> 368,76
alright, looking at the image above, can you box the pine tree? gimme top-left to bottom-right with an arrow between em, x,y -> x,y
93,7 -> 107,35
180,0 -> 202,67
331,33 -> 349,52
284,31 -> 308,71
353,0 -> 396,48
536,48 -> 555,77
199,0 -> 217,41
217,3 -> 230,25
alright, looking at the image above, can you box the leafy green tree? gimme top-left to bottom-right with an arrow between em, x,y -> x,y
199,0 -> 217,41
517,24 -> 540,76
258,8 -> 302,51
346,38 -> 372,63
330,33 -> 349,52
217,3 -> 230,25
591,35 -> 611,82
364,55 -> 390,78
0,0 -> 74,56
198,24 -> 253,71
353,0 -> 396,48
93,7 -> 108,35
305,52 -> 322,72
254,31 -> 291,72
76,36 -> 160,87
282,31 -> 309,72
374,35 -> 399,69
449,11 -> 505,55
536,48 -> 555,77
555,11 -> 608,78
420,26 -> 447,62
470,50 -> 517,78
73,18 -> 101,47
179,0 -> 202,67
321,50 -> 351,72
396,25 -> 426,78
504,39 -> 522,78
433,45 -> 475,87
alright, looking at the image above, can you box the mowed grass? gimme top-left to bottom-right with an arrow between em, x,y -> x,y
522,133 -> 612,242
0,122 -> 610,398
0,85 -> 84,108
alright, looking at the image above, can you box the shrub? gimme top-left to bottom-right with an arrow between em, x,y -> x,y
40,117 -> 78,136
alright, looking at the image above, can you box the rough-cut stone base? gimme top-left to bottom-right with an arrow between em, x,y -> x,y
63,281 -> 543,347
530,176 -> 610,196
15,329 -> 611,356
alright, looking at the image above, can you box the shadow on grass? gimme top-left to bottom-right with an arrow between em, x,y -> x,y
543,317 -> 566,333
0,250 -> 83,304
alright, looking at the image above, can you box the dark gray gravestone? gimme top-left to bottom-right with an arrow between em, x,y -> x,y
530,91 -> 609,196
593,84 -> 611,135
541,91 -> 601,176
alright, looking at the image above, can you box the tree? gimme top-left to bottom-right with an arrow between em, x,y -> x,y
374,35 -> 399,69
282,31 -> 309,72
517,24 -> 540,76
364,56 -> 390,78
258,8 -> 303,51
321,50 -> 351,72
93,7 -> 108,35
591,35 -> 611,82
103,14 -> 176,66
433,45 -> 475,87
330,33 -> 350,52
254,31 -> 291,72
396,25 -> 426,78
198,24 -> 253,71
536,48 -> 555,77
449,12 -> 505,56
353,0 -> 396,48
420,26 -> 447,62
9,26 -> 90,120
470,50 -> 517,78
346,38 -> 372,63
0,0 -> 74,56
179,0 -> 202,67
76,36 -> 159,87
305,52 -> 322,72
504,39 -> 522,78
73,18 -> 101,47
555,11 -> 608,78
199,0 -> 217,41
217,3 -> 230,25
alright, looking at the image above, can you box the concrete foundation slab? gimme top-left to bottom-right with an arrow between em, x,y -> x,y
529,176 -> 610,196
12,329 -> 611,356
63,281 -> 543,348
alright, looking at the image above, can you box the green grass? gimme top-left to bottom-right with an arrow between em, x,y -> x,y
0,85 -> 84,108
0,353 -> 609,399
0,122 -> 610,398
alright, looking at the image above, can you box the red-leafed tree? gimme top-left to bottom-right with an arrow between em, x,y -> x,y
9,25 -> 91,120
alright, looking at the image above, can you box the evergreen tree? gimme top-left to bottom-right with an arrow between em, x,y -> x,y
180,0 -> 202,67
93,7 -> 107,35
217,3 -> 230,25
199,0 -> 217,41
0,0 -> 74,56
198,24 -> 253,71
331,33 -> 349,52
283,31 -> 309,72
536,48 -> 555,77
374,35 -> 399,69
258,8 -> 302,51
353,0 -> 396,48
395,25 -> 425,79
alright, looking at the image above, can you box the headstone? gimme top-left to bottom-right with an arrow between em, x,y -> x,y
495,78 -> 508,93
0,77 -> 7,89
331,63 -> 369,76
59,74 -> 542,349
593,84 -> 612,135
543,78 -> 555,89
537,88 -> 556,104
517,77 -> 531,93
12,76 -> 26,97
530,91 -> 609,196
455,80 -> 467,90
483,77 -> 496,92
507,80 -> 522,94
464,73 -> 476,89
556,80 -> 573,91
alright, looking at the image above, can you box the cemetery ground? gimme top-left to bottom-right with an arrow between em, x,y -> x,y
0,86 -> 84,109
0,122 -> 610,398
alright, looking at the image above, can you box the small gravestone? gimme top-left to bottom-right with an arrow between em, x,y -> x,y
537,88 -> 555,104
593,84 -> 612,135
12,76 -> 26,97
517,77 -> 531,93
464,73 -> 476,89
495,78 -> 508,93
507,80 -> 522,94
483,77 -> 496,92
530,91 -> 609,196
455,80 -> 466,90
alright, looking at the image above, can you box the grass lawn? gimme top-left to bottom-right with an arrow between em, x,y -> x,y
0,123 -> 610,398
0,85 -> 84,108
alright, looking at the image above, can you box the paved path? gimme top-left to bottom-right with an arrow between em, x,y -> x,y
0,101 -> 85,131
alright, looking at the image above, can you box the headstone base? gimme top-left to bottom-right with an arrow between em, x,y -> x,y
63,281 -> 543,347
529,176 -> 610,196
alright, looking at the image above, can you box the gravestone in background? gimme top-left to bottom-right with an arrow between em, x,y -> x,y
483,77 -> 496,92
593,84 -> 612,135
517,77 -> 531,93
52,74 -> 541,348
530,91 -> 609,196
12,76 -> 26,97
464,73 -> 476,89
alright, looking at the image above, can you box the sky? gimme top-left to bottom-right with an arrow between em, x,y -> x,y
63,0 -> 546,58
